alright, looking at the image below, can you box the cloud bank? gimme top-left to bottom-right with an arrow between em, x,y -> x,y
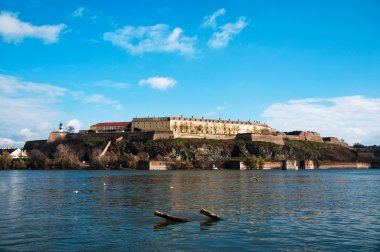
262,95 -> 380,145
0,74 -> 66,146
0,74 -> 126,147
202,8 -> 226,28
71,7 -> 85,18
139,77 -> 177,90
0,11 -> 66,44
203,8 -> 248,48
104,24 -> 196,56
208,17 -> 247,48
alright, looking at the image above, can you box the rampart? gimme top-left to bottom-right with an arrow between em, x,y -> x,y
323,137 -> 350,148
173,132 -> 235,140
236,133 -> 285,145
284,131 -> 323,143
318,162 -> 371,169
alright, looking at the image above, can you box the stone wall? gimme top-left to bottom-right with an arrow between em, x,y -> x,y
224,161 -> 248,170
153,131 -> 174,140
323,137 -> 350,148
47,132 -> 67,143
262,161 -> 283,170
137,160 -> 172,170
285,131 -> 323,143
318,162 -> 371,169
283,160 -> 299,170
173,132 -> 235,140
299,159 -> 314,169
236,133 -> 285,145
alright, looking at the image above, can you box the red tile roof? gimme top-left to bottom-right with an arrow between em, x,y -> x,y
91,122 -> 131,127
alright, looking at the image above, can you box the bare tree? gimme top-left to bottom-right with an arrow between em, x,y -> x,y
54,144 -> 80,169
66,125 -> 75,133
0,152 -> 12,169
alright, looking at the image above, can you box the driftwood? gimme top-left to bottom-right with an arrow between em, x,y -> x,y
154,210 -> 189,222
200,208 -> 223,220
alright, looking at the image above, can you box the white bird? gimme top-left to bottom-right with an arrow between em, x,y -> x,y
103,182 -> 107,186
170,186 -> 174,189
74,190 -> 79,194
250,177 -> 259,182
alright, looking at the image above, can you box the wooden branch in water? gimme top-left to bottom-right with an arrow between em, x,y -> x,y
154,210 -> 189,222
200,208 -> 223,220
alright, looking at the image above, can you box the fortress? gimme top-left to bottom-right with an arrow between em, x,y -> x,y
46,116 -> 348,147
131,116 -> 275,136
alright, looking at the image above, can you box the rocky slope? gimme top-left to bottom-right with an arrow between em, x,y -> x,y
23,136 -> 380,169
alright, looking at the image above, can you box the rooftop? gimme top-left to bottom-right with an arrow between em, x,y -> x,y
91,122 -> 131,127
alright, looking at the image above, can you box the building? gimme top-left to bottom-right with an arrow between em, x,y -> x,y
90,122 -> 131,133
323,137 -> 350,148
0,148 -> 28,159
284,131 -> 323,143
131,116 -> 275,136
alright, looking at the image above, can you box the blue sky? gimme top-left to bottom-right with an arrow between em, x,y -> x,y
1,0 -> 380,146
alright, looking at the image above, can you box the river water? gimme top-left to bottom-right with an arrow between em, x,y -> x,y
0,169 -> 379,251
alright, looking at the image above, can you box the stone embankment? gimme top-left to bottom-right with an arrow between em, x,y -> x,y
319,162 -> 371,169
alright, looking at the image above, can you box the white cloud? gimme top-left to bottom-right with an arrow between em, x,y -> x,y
138,77 -> 177,90
208,17 -> 247,48
205,104 -> 230,117
0,75 -> 66,146
262,95 -> 380,145
202,8 -> 226,28
103,24 -> 196,56
0,74 -> 66,97
71,7 -> 85,18
0,137 -> 24,147
0,11 -> 66,44
66,119 -> 83,132
84,94 -> 123,110
95,80 -> 130,89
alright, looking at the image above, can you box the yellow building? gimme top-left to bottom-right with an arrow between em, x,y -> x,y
131,116 -> 275,136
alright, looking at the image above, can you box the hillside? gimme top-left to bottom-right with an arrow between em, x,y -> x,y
21,136 -> 380,169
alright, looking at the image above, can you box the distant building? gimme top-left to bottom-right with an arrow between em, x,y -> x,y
90,122 -> 131,133
131,116 -> 275,136
0,148 -> 28,159
323,137 -> 350,148
284,131 -> 323,143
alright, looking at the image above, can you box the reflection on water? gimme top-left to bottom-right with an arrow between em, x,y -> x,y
0,170 -> 380,251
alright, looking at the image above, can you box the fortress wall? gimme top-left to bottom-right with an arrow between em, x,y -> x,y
318,162 -> 371,169
304,132 -> 323,143
47,132 -> 67,143
173,132 -> 235,140
299,159 -> 314,169
285,135 -> 304,141
152,131 -> 174,140
224,161 -> 248,170
236,134 -> 285,145
262,161 -> 283,170
323,137 -> 350,148
283,160 -> 299,170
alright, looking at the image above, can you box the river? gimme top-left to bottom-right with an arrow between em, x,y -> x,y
1,169 -> 379,251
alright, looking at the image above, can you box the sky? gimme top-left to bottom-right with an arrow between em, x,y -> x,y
0,0 -> 380,146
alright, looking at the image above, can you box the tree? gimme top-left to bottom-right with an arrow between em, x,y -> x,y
245,156 -> 258,169
13,159 -> 27,169
258,157 -> 265,169
120,153 -> 138,169
66,125 -> 75,133
245,155 -> 264,169
28,149 -> 51,169
54,144 -> 80,169
353,143 -> 365,148
0,152 -> 12,169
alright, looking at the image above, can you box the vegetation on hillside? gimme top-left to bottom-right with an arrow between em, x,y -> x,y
6,137 -> 378,170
